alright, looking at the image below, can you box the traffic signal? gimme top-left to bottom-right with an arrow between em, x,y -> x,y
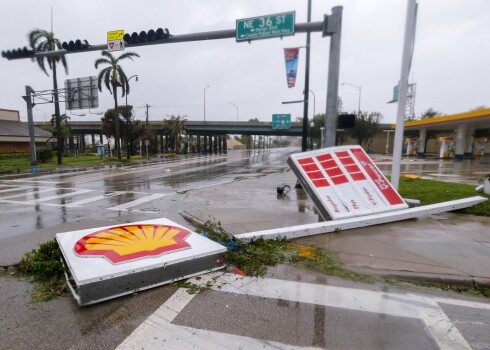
61,39 -> 90,52
338,113 -> 356,128
1,46 -> 35,60
124,28 -> 171,44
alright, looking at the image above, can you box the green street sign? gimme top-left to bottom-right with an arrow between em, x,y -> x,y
272,114 -> 291,129
236,11 -> 295,42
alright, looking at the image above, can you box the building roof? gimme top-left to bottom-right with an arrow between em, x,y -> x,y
0,120 -> 52,138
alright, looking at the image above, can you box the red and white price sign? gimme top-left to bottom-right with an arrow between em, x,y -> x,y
288,146 -> 407,220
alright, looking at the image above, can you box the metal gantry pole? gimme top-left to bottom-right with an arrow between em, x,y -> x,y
391,0 -> 418,190
324,6 -> 343,147
23,86 -> 38,167
301,0 -> 312,152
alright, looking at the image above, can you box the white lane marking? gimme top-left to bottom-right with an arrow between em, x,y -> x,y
1,180 -> 65,184
117,273 -> 321,350
64,191 -> 126,207
415,297 -> 472,350
213,274 -> 476,349
0,186 -> 33,194
108,193 -> 169,211
214,274 -> 426,318
25,189 -> 93,203
0,188 -> 56,199
431,296 -> 490,310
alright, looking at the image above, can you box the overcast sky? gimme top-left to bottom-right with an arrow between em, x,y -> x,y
1,0 -> 489,124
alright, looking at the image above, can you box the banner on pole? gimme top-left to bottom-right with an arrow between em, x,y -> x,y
284,48 -> 300,88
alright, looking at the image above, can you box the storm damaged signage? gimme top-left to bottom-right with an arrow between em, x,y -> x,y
288,146 -> 408,220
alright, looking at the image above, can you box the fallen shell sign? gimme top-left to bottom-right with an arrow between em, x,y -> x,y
288,145 -> 408,220
74,224 -> 191,264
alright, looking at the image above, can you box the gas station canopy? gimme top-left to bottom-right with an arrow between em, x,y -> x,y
401,108 -> 490,131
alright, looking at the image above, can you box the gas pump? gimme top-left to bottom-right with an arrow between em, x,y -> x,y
405,138 -> 418,156
474,137 -> 487,157
439,136 -> 454,158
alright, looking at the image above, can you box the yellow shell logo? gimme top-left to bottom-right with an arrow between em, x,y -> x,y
74,224 -> 191,264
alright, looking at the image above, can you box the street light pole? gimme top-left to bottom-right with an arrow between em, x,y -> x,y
125,75 -> 139,107
308,90 -> 316,119
229,102 -> 238,121
342,82 -> 361,114
320,126 -> 324,149
125,75 -> 138,160
204,85 -> 210,122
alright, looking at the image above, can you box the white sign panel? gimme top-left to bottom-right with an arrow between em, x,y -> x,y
56,218 -> 226,305
288,146 -> 408,220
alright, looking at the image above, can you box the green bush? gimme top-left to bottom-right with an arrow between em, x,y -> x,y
36,147 -> 54,163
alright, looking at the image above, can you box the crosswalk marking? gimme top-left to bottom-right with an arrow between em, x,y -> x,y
117,273 -> 478,349
65,191 -> 125,207
0,187 -> 56,199
108,193 -> 169,211
23,189 -> 94,204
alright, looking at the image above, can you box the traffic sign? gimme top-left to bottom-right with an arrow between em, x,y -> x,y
107,30 -> 124,41
272,114 -> 291,129
107,30 -> 125,52
236,11 -> 295,42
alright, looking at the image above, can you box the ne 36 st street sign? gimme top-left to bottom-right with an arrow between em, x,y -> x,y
236,11 -> 295,42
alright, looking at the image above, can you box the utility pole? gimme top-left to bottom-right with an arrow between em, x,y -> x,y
301,0 -> 312,152
145,104 -> 150,124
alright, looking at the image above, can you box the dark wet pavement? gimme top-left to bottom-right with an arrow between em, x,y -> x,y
1,148 -> 489,349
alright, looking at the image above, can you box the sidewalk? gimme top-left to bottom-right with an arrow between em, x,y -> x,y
182,170 -> 490,286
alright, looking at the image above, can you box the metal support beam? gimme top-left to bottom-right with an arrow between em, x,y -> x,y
234,196 -> 487,242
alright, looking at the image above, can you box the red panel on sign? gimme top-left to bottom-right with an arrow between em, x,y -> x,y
344,164 -> 360,173
313,179 -> 329,187
335,151 -> 349,158
325,167 -> 343,177
338,157 -> 355,166
319,160 -> 337,170
350,172 -> 366,181
330,175 -> 348,185
298,158 -> 314,165
316,154 -> 333,162
301,164 -> 320,172
307,171 -> 324,180
350,148 -> 404,205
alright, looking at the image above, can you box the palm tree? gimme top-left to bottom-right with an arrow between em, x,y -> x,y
163,115 -> 187,152
94,50 -> 140,160
28,29 -> 68,165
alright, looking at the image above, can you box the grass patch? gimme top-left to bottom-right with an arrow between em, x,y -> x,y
200,221 -> 373,283
173,278 -> 213,294
403,280 -> 490,298
13,239 -> 67,302
287,243 -> 375,283
0,154 -> 136,173
397,177 -> 490,216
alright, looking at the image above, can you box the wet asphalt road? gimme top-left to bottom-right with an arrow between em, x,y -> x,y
1,148 -> 489,350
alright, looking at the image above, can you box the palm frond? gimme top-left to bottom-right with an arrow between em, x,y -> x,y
97,67 -> 111,92
94,58 -> 111,69
116,51 -> 140,62
104,68 -> 113,94
117,66 -> 128,97
101,50 -> 116,64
